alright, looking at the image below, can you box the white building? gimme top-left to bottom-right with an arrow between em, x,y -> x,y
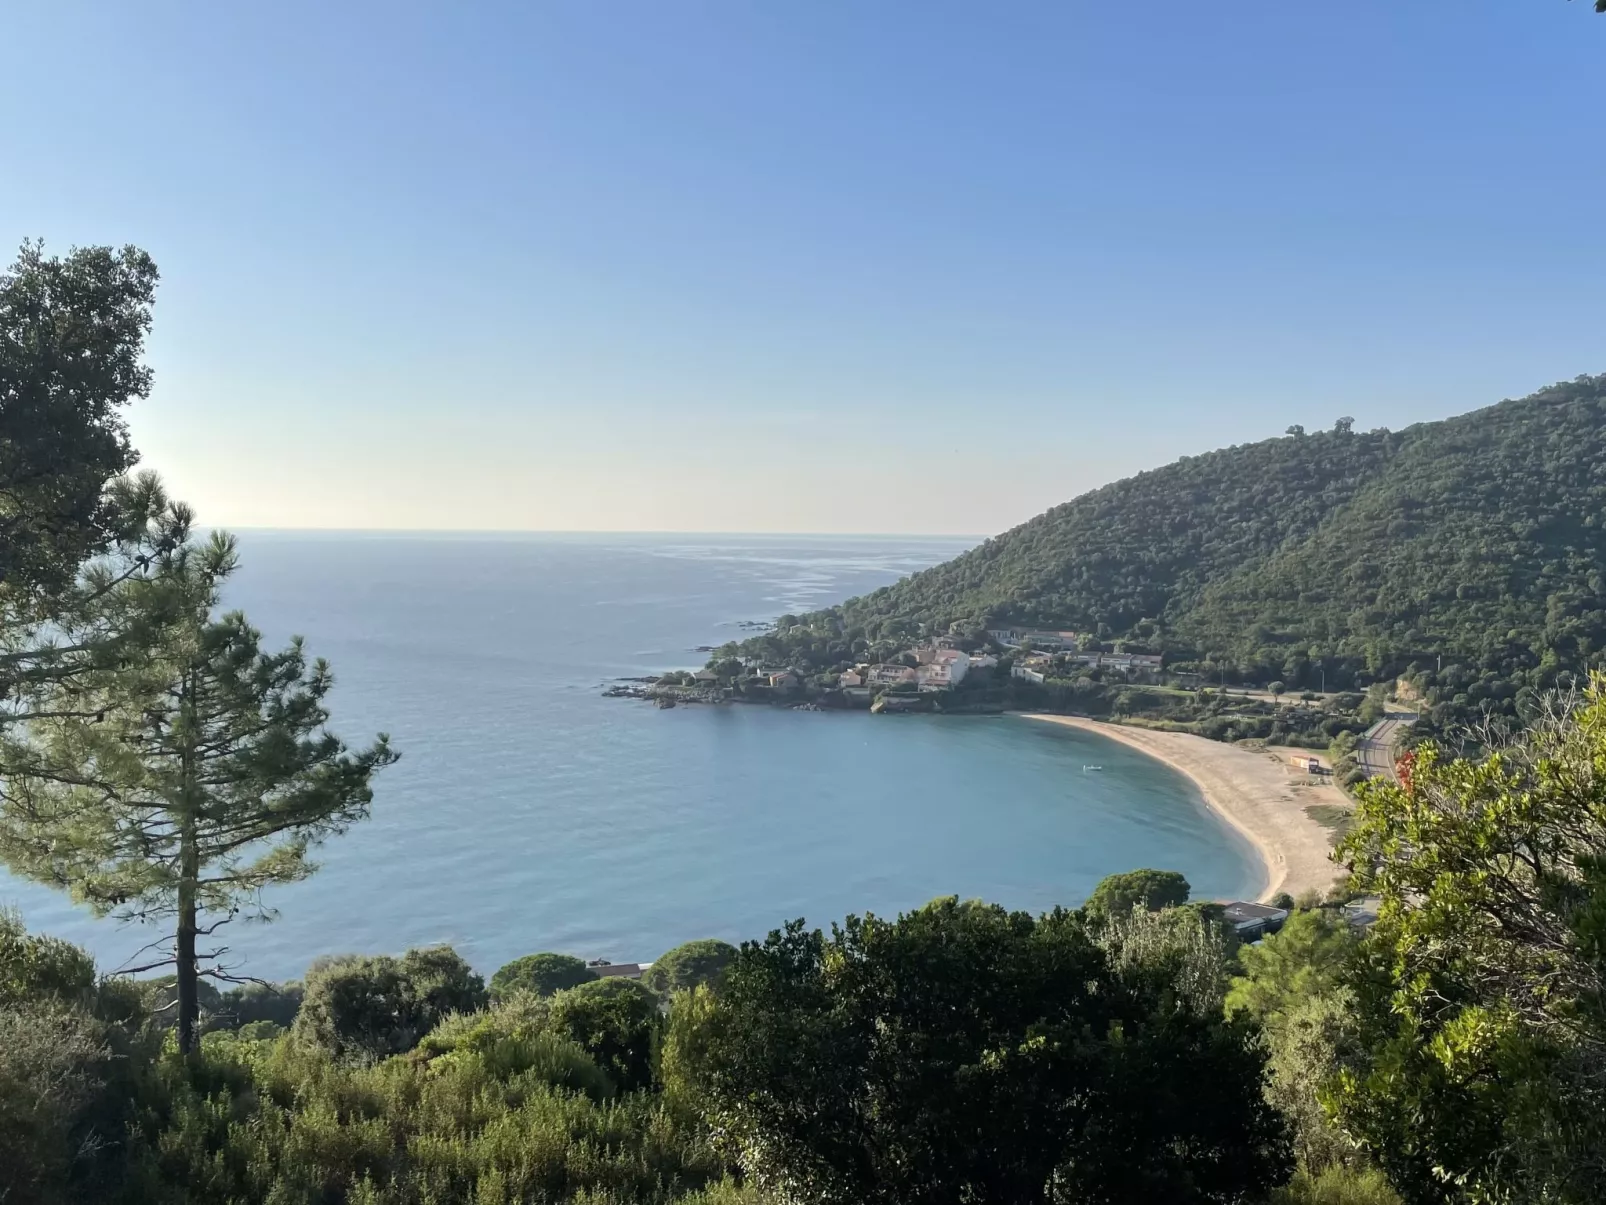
867,664 -> 918,687
933,649 -> 969,682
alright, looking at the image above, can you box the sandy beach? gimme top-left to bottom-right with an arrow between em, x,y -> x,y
1020,714 -> 1349,903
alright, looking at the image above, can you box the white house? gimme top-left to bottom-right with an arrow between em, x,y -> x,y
838,668 -> 863,688
909,648 -> 969,689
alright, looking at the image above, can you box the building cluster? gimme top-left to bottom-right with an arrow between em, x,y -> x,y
1011,649 -> 1164,685
989,628 -> 1162,683
851,644 -> 977,693
710,627 -> 1166,699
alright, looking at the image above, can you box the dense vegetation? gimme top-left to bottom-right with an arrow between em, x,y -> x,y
715,378 -> 1606,738
1,891 -> 1294,1204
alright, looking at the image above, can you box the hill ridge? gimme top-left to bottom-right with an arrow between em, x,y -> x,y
726,375 -> 1606,727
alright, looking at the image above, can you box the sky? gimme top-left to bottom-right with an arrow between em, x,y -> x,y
4,2 -> 1603,535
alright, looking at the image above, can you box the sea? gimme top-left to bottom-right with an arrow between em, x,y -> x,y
0,533 -> 1262,982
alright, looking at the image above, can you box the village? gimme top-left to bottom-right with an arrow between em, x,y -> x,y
617,626 -> 1171,710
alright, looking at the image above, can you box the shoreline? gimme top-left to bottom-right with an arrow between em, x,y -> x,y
1018,714 -> 1347,903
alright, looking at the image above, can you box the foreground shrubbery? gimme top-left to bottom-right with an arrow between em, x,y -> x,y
11,679 -> 1606,1203
2,896 -> 1284,1205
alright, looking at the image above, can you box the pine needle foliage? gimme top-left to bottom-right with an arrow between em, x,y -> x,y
0,531 -> 396,1052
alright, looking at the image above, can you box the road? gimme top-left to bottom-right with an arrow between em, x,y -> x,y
1358,712 -> 1417,782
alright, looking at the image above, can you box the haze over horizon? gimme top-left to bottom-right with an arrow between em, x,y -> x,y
6,2 -> 1601,535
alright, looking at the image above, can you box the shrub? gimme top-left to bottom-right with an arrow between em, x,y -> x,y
0,910 -> 97,1009
1270,1165 -> 1402,1204
0,1004 -> 111,1204
548,978 -> 663,1093
489,951 -> 595,999
0,914 -> 153,1205
127,1031 -> 724,1203
416,1000 -> 615,1102
293,945 -> 485,1061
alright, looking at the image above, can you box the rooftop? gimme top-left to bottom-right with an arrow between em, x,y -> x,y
1221,901 -> 1290,924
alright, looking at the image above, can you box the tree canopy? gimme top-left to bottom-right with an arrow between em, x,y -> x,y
489,951 -> 596,999
681,897 -> 1289,1204
1332,677 -> 1606,1202
1082,868 -> 1192,922
643,939 -> 738,994
294,946 -> 486,1062
0,241 -> 159,603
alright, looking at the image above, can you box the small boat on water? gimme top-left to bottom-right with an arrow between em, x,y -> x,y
1083,764 -> 1103,772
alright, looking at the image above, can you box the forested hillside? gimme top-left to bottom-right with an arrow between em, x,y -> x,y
821,376 -> 1606,701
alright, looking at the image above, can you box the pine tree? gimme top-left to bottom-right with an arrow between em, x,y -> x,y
0,531 -> 396,1052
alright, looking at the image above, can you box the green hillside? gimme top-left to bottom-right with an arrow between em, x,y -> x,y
739,375 -> 1606,716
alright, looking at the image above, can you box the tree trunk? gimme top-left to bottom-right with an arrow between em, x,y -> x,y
176,662 -> 202,1056
176,817 -> 199,1054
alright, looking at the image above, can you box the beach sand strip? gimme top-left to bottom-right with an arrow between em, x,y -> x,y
1019,714 -> 1349,903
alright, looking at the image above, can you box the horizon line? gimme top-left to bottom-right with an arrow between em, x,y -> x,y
209,526 -> 993,540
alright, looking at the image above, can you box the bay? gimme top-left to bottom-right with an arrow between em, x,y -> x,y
0,532 -> 1261,981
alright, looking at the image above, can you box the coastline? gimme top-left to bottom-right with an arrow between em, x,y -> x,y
1019,714 -> 1347,903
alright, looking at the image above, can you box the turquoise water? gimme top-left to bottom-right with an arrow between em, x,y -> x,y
0,533 -> 1261,981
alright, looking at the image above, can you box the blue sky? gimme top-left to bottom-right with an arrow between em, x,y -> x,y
5,2 -> 1602,534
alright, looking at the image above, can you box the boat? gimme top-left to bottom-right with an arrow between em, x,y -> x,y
1083,764 -> 1103,771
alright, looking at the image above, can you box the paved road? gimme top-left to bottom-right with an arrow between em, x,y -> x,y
1358,712 -> 1417,782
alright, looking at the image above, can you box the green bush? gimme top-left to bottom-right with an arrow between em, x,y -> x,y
549,978 -> 663,1093
293,945 -> 486,1061
125,1032 -> 725,1204
489,951 -> 595,999
1271,1166 -> 1402,1204
0,911 -> 97,1009
0,914 -> 155,1205
416,996 -> 615,1102
0,1004 -> 112,1205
